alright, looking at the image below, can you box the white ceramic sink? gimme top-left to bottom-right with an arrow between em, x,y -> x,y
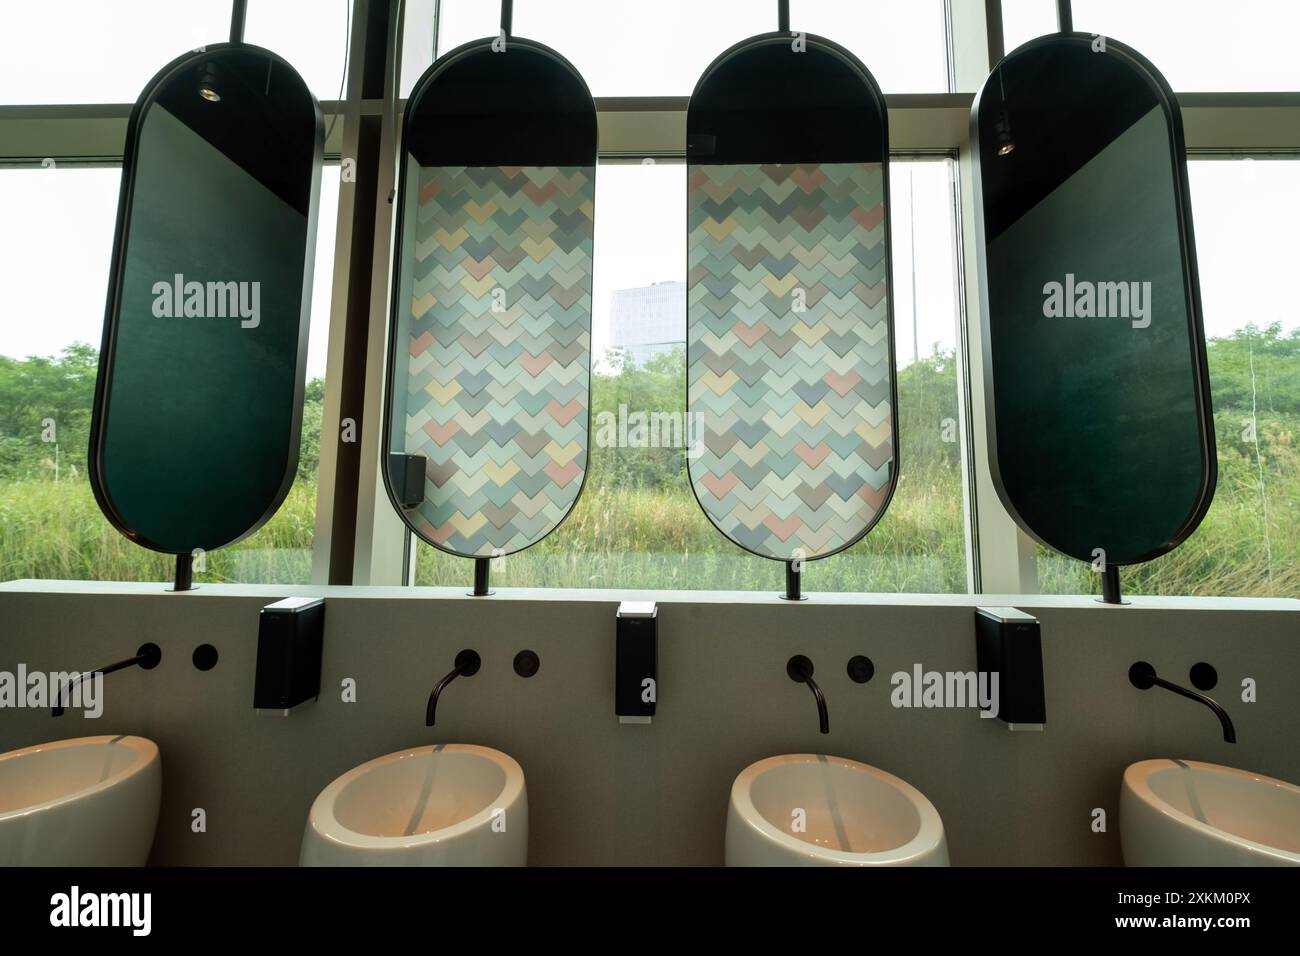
1121,759 -> 1300,866
726,753 -> 948,866
0,735 -> 161,866
300,743 -> 527,866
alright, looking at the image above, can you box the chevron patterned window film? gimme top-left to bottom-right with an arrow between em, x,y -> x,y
682,32 -> 899,579
687,161 -> 895,561
391,163 -> 594,557
384,38 -> 597,568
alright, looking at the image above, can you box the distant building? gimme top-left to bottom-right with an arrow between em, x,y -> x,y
607,281 -> 686,367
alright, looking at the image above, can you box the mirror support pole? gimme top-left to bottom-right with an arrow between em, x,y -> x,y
779,561 -> 806,602
171,553 -> 195,593
500,0 -> 512,37
778,0 -> 790,33
230,0 -> 247,44
1099,564 -> 1125,606
470,557 -> 493,597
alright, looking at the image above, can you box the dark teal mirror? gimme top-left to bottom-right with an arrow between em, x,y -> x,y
972,34 -> 1215,602
382,34 -> 597,595
686,30 -> 897,600
89,42 -> 323,586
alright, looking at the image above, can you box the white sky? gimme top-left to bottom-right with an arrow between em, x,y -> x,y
0,1 -> 1296,379
0,1 -> 351,104
1003,0 -> 1300,90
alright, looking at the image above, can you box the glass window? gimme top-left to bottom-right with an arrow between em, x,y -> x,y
400,0 -> 438,97
0,2 -> 230,104
1072,0 -> 1300,91
433,1 -> 948,95
1038,157 -> 1300,598
0,165 -> 340,584
416,157 -> 968,591
246,0 -> 353,101
999,0 -> 1060,52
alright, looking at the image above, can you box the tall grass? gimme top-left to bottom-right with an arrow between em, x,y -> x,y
415,466 -> 968,592
0,476 -> 317,584
1,444 -> 1293,597
1037,447 -> 1300,598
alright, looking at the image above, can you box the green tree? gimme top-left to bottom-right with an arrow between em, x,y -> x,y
0,342 -> 98,479
590,346 -> 688,490
296,377 -> 325,480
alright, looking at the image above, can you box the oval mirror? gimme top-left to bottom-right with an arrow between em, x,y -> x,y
89,44 -> 323,577
971,34 -> 1215,598
383,36 -> 597,586
686,33 -> 897,596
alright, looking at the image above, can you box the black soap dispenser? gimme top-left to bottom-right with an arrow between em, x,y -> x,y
975,606 -> 1046,730
615,601 -> 657,724
254,597 -> 325,715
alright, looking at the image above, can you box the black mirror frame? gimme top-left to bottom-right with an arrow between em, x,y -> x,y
89,42 -> 323,555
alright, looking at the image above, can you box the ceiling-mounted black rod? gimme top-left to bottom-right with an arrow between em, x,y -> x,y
501,0 -> 513,38
778,0 -> 790,32
985,0 -> 1005,63
1056,0 -> 1073,33
230,0 -> 247,44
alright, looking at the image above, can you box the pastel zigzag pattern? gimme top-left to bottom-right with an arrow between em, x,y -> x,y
404,165 -> 593,556
687,162 -> 894,560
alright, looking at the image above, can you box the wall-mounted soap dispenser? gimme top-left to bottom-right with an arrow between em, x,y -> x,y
975,607 -> 1046,730
616,602 -> 657,724
254,597 -> 325,716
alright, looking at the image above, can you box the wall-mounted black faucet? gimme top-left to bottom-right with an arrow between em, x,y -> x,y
1129,661 -> 1236,744
787,655 -> 828,735
53,643 -> 161,717
426,649 -> 480,726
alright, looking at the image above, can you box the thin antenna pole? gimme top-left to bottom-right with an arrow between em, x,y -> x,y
778,0 -> 790,32
230,0 -> 247,44
909,166 -> 918,366
1247,333 -> 1274,581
